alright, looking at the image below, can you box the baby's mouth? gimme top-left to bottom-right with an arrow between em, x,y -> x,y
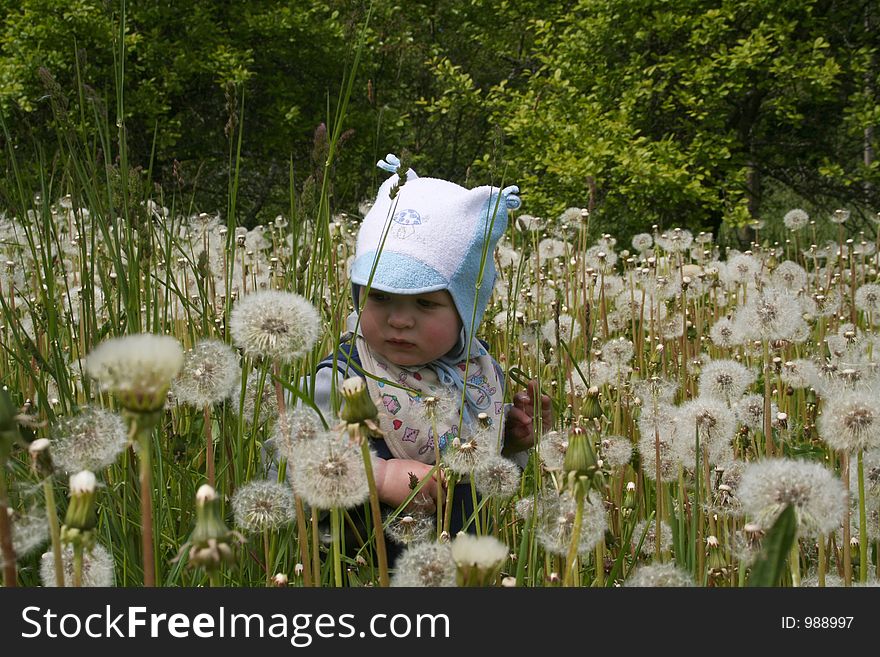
387,338 -> 416,348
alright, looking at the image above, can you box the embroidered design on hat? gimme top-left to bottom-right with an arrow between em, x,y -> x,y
402,427 -> 419,443
393,209 -> 423,225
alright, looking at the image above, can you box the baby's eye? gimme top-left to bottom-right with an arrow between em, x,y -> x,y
368,292 -> 390,302
417,299 -> 438,308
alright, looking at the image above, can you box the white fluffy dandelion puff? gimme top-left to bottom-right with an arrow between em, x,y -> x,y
739,458 -> 847,536
474,455 -> 521,500
537,430 -> 568,471
698,359 -> 756,402
270,406 -> 327,462
442,427 -> 496,475
783,208 -> 809,231
50,406 -> 128,473
536,490 -> 608,556
391,542 -> 455,587
231,480 -> 296,532
624,562 -> 694,587
229,290 -> 321,362
290,433 -> 369,510
384,511 -> 435,547
601,337 -> 634,369
735,287 -> 803,342
780,359 -> 820,390
5,506 -> 49,563
172,339 -> 240,406
819,390 -> 880,453
855,283 -> 880,316
600,435 -> 634,469
632,519 -> 673,557
85,334 -> 184,412
450,533 -> 509,585
541,314 -> 581,346
709,316 -> 743,349
40,543 -> 115,587
672,397 -> 737,469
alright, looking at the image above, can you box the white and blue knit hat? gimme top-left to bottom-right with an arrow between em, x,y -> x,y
351,154 -> 521,353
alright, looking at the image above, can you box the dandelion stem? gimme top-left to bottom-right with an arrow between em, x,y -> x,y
330,507 -> 343,588
135,418 -> 157,587
356,426 -> 389,587
857,450 -> 868,583
293,497 -> 312,587
264,527 -> 272,587
841,452 -> 852,586
204,404 -> 215,488
311,507 -> 321,587
43,479 -> 65,587
818,533 -> 826,587
73,543 -> 84,587
562,479 -> 585,587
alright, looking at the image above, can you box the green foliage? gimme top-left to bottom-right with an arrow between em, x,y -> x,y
1,0 -> 877,240
747,504 -> 797,587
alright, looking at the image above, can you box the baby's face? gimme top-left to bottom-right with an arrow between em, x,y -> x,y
360,289 -> 462,367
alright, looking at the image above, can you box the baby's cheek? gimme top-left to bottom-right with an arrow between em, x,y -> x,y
421,320 -> 459,350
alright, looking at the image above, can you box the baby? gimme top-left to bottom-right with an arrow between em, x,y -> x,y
311,154 -> 551,524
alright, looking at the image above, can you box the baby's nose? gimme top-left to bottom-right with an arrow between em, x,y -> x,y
387,306 -> 415,328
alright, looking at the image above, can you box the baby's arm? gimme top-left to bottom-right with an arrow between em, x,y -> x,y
373,457 -> 443,511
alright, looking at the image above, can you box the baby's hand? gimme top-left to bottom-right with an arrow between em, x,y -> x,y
374,458 -> 445,512
503,379 -> 552,456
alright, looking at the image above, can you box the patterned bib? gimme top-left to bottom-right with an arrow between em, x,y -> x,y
355,334 -> 506,464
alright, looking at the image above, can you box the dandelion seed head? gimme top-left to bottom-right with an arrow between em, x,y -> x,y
699,359 -> 755,401
172,339 -> 240,406
736,287 -> 803,341
855,283 -> 880,315
739,458 -> 847,535
771,261 -> 808,291
229,290 -> 321,362
708,316 -> 743,349
232,480 -> 296,532
783,209 -> 809,231
599,435 -> 633,469
624,562 -> 694,587
819,390 -> 880,453
385,511 -> 435,546
734,394 -> 777,432
40,543 -> 115,587
541,314 -> 581,346
450,533 -> 508,570
632,519 -> 673,557
474,455 -> 521,500
290,433 -> 369,510
50,406 -> 128,473
236,370 -> 279,426
85,334 -> 184,411
632,233 -> 653,253
391,542 -> 455,587
601,337 -> 634,368
780,359 -> 819,390
271,406 -> 326,461
538,430 -> 568,472
536,490 -> 607,556
672,397 -> 737,468
538,238 -> 567,260
443,426 -> 496,475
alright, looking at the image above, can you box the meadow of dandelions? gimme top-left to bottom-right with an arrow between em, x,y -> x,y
3,189 -> 880,589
